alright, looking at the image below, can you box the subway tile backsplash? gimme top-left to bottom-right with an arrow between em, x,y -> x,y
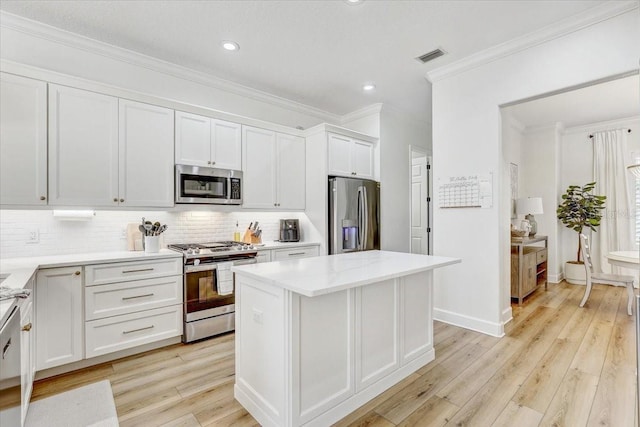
0,209 -> 308,259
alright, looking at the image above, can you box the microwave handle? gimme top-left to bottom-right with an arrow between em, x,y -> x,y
226,177 -> 231,200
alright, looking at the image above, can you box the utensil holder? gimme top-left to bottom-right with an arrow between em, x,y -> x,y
144,235 -> 160,253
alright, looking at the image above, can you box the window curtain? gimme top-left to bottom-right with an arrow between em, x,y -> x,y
592,129 -> 633,274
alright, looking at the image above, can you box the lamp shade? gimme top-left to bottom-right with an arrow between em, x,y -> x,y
516,197 -> 543,215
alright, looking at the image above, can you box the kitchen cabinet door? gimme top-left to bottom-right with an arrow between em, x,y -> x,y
119,99 -> 174,207
0,73 -> 48,206
327,133 -> 352,177
212,119 -> 242,170
242,126 -> 276,208
36,267 -> 84,371
351,139 -> 374,179
276,133 -> 305,210
175,111 -> 211,167
48,85 -> 119,207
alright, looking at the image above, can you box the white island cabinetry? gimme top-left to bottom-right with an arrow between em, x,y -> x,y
232,250 -> 460,427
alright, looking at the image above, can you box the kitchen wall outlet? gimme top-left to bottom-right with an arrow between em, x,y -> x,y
252,308 -> 264,324
121,228 -> 127,239
27,228 -> 40,244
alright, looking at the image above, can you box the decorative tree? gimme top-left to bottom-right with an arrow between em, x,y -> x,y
556,182 -> 606,263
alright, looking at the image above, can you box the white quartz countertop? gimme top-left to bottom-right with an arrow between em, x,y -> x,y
232,250 -> 461,297
256,241 -> 320,250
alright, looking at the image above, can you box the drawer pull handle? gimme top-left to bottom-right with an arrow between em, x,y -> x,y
122,293 -> 155,301
122,268 -> 154,274
122,325 -> 154,335
288,252 -> 306,256
22,323 -> 32,332
74,271 -> 81,276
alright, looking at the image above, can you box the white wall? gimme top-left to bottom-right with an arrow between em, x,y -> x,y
430,8 -> 640,336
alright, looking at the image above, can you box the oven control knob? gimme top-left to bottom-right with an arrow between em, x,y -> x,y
194,259 -> 200,266
194,248 -> 200,254
248,245 -> 255,250
186,248 -> 193,254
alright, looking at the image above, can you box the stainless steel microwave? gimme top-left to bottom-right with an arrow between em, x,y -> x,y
175,165 -> 242,205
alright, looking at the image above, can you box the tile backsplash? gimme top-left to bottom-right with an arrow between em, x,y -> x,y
0,209 -> 312,259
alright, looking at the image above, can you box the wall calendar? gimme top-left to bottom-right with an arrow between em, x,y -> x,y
438,173 -> 493,209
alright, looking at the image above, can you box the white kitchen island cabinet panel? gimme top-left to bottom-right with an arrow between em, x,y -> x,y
0,73 -> 48,206
119,99 -> 174,207
48,84 -> 119,207
233,251 -> 460,427
35,266 -> 84,370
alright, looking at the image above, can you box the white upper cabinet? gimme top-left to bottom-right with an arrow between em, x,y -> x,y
175,111 -> 241,170
327,133 -> 374,180
48,84 -> 119,206
119,99 -> 174,207
242,125 -> 305,210
49,85 -> 174,207
276,133 -> 305,210
242,126 -> 276,209
0,73 -> 48,206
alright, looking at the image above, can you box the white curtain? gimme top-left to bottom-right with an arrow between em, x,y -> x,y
592,129 -> 633,274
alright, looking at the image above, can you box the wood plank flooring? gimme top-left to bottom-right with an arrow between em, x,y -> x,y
32,281 -> 638,426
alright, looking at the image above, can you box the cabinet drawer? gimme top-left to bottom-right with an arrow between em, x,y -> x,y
85,258 -> 182,286
536,249 -> 547,264
85,275 -> 182,320
85,305 -> 182,358
272,246 -> 319,261
256,250 -> 272,264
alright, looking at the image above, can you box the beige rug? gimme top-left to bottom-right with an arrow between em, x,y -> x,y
25,380 -> 119,427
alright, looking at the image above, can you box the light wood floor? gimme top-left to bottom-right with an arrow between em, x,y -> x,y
32,281 -> 638,426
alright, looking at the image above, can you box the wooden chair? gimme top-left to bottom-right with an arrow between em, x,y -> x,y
579,234 -> 634,315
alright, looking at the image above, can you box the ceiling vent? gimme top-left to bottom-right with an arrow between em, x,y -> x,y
416,49 -> 446,64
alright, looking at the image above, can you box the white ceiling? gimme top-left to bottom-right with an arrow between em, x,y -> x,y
506,74 -> 640,129
0,0 -> 616,121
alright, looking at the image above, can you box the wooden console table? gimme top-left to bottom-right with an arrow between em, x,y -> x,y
511,235 -> 548,304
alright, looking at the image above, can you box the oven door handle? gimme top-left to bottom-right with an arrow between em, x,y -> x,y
185,264 -> 217,273
233,258 -> 258,266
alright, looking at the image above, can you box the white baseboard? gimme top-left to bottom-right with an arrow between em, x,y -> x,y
434,308 -> 504,337
501,306 -> 513,325
548,273 -> 563,283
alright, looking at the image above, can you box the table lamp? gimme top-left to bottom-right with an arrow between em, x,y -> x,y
516,197 -> 543,236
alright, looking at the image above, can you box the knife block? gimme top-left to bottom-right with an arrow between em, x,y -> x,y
242,229 -> 261,244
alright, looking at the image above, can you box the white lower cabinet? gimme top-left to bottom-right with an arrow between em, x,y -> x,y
272,246 -> 319,261
20,275 -> 35,425
85,305 -> 181,358
35,267 -> 84,371
84,258 -> 183,358
255,250 -> 272,264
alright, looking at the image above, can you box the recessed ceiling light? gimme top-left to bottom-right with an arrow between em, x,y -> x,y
362,83 -> 376,92
345,0 -> 364,4
222,41 -> 240,51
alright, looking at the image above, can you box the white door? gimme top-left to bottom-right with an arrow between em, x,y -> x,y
0,73 -> 48,206
36,267 -> 84,370
48,85 -> 119,206
211,119 -> 242,170
242,126 -> 276,208
119,99 -> 175,207
276,133 -> 305,209
175,111 -> 211,167
351,139 -> 374,179
410,155 -> 429,255
327,133 -> 352,177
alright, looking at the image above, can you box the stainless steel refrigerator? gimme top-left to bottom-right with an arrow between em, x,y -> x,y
329,176 -> 380,254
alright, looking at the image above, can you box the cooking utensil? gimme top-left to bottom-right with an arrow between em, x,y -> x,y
138,225 -> 147,235
253,221 -> 259,231
144,222 -> 153,235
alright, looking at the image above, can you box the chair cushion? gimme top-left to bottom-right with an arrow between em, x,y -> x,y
591,272 -> 635,285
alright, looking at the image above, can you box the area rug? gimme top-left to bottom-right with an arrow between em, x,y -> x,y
25,380 -> 119,427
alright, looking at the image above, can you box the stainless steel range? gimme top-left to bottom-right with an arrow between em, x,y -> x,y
168,241 -> 258,343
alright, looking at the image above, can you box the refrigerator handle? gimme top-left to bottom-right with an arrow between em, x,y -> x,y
357,186 -> 364,250
362,186 -> 369,250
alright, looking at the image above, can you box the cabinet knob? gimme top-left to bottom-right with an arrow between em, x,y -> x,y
74,271 -> 81,276
113,198 -> 118,202
212,161 -> 215,165
40,196 -> 46,201
120,198 -> 125,203
207,161 -> 211,164
22,323 -> 32,332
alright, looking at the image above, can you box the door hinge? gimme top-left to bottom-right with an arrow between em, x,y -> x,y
426,197 -> 431,202
426,164 -> 431,170
427,227 -> 431,232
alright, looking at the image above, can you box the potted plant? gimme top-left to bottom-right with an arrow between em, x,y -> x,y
556,182 -> 606,285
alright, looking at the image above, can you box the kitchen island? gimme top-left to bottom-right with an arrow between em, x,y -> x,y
232,250 -> 460,427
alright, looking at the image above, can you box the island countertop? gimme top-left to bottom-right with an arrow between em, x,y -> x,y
232,250 -> 461,297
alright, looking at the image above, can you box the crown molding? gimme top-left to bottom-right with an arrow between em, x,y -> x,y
425,1 -> 639,83
340,103 -> 383,124
0,11 -> 342,124
562,115 -> 640,135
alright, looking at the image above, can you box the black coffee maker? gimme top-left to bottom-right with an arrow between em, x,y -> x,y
279,219 -> 300,242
